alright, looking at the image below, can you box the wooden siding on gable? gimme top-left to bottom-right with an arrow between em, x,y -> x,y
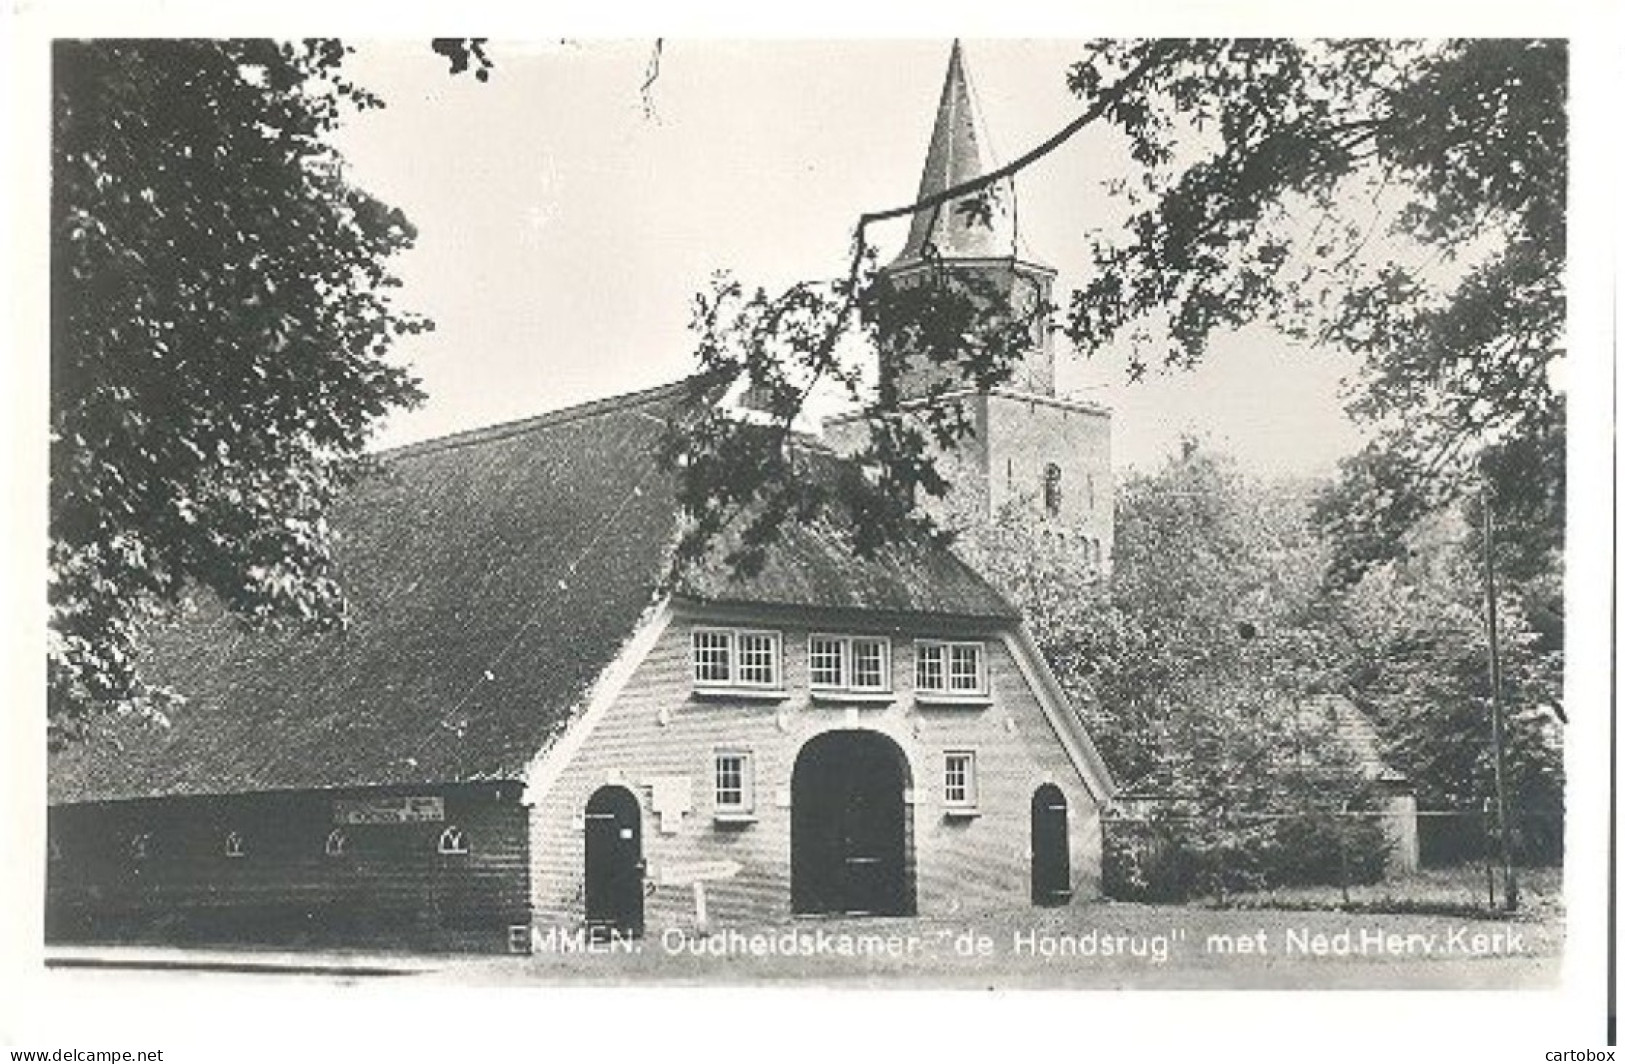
528,605 -> 1102,930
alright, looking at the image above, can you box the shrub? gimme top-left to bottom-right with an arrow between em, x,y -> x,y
1265,813 -> 1390,887
1104,811 -> 1393,901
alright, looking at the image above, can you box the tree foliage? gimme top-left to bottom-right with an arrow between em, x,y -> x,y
666,39 -> 1565,592
962,440 -> 1563,870
49,39 -> 428,745
660,255 -> 1048,575
1064,39 -> 1565,580
957,445 -> 1361,804
430,38 -> 494,82
1331,510 -> 1564,857
958,448 -> 1390,895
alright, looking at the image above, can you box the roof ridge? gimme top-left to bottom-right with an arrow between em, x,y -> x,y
373,374 -> 714,463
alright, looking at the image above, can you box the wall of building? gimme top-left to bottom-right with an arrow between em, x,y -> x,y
983,392 -> 1114,554
823,391 -> 1113,564
878,261 -> 1057,401
527,604 -> 1104,932
1381,792 -> 1421,875
46,785 -> 531,952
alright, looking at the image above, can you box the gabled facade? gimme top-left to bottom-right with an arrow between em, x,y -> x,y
527,575 -> 1113,935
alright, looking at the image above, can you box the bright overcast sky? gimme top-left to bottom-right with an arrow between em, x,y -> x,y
334,39 -> 1367,478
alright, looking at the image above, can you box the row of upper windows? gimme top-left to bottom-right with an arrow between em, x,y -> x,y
79,825 -> 474,864
712,749 -> 978,817
691,629 -> 988,698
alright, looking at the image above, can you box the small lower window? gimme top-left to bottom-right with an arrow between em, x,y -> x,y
714,750 -> 755,817
224,830 -> 246,858
438,825 -> 469,855
129,831 -> 151,862
944,751 -> 978,809
325,828 -> 348,857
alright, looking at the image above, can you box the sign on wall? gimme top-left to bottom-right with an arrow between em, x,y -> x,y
332,796 -> 445,825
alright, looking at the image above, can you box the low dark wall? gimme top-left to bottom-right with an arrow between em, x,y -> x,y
47,785 -> 530,953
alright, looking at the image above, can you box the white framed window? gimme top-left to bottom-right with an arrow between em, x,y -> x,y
852,638 -> 888,689
224,830 -> 246,858
692,629 -> 732,685
916,643 -> 946,692
437,825 -> 469,855
713,749 -> 756,817
916,640 -> 987,697
944,751 -> 978,810
809,635 -> 845,688
808,634 -> 892,693
691,627 -> 783,691
324,828 -> 348,858
949,644 -> 982,692
129,831 -> 151,862
737,632 -> 779,687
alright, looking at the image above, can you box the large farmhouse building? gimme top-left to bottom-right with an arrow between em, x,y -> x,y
47,45 -> 1119,952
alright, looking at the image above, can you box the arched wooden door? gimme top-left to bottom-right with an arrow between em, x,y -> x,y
585,785 -> 644,936
1031,784 -> 1072,906
792,730 -> 914,917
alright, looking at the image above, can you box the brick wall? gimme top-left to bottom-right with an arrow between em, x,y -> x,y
824,391 -> 1113,560
983,392 -> 1113,551
46,785 -> 530,953
879,260 -> 1058,400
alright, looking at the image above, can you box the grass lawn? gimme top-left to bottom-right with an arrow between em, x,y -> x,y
443,879 -> 1562,989
1200,865 -> 1564,920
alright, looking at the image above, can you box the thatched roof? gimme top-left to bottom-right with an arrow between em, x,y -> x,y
50,377 -> 1015,804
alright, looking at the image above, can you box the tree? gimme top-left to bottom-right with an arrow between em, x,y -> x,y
957,445 -> 1359,803
956,446 -> 1385,896
1330,508 -> 1564,861
49,39 -> 428,745
1066,39 -> 1564,575
665,39 -> 1565,589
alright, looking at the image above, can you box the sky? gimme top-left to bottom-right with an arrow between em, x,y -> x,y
330,39 -> 1369,480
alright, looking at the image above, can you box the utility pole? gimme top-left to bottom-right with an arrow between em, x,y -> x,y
1481,483 -> 1519,911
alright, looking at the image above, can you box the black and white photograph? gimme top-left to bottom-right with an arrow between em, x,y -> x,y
3,5 -> 1616,1062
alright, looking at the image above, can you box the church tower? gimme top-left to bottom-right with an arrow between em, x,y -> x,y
826,42 -> 1113,563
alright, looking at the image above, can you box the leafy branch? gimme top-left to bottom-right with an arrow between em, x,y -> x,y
661,42 -> 1187,578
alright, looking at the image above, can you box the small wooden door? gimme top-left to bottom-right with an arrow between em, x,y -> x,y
1031,784 -> 1072,906
584,786 -> 644,936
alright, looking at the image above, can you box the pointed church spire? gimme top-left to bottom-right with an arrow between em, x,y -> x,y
892,40 -> 1025,267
